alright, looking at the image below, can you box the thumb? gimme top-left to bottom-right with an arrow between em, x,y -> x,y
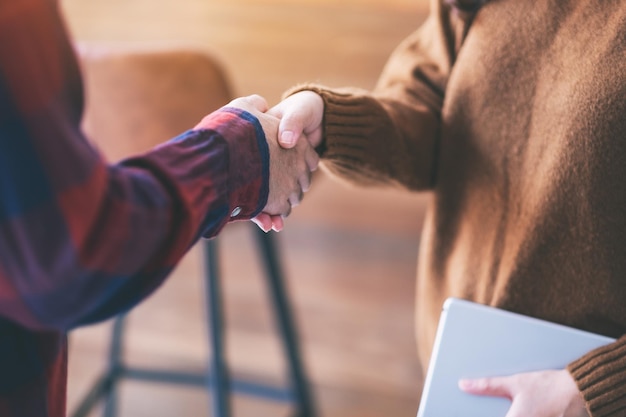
268,91 -> 324,149
276,111 -> 307,149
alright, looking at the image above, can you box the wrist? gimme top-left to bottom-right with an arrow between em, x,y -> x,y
563,370 -> 589,417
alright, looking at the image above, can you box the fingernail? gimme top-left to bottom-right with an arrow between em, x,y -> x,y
281,131 -> 294,146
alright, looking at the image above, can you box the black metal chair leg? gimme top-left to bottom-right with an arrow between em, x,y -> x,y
203,238 -> 232,417
103,313 -> 126,417
71,232 -> 316,417
253,228 -> 316,417
69,372 -> 115,417
69,314 -> 125,417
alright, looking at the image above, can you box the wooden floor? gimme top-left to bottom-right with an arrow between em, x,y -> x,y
60,0 -> 432,416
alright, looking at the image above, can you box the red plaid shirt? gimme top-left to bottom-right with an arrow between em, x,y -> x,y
0,0 -> 269,415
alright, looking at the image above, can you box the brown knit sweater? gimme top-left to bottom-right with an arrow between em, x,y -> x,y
289,0 -> 626,415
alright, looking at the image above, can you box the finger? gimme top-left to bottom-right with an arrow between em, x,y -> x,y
305,143 -> 320,172
270,215 -> 284,232
290,186 -> 304,207
458,377 -> 514,399
283,201 -> 292,218
299,170 -> 312,193
251,213 -> 272,233
307,129 -> 323,150
263,195 -> 292,219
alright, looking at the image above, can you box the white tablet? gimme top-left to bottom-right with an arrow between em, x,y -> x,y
416,298 -> 615,417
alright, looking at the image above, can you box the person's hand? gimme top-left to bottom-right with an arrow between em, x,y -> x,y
264,126 -> 319,228
459,369 -> 589,417
213,95 -> 318,232
250,91 -> 324,232
267,90 -> 324,150
250,132 -> 318,232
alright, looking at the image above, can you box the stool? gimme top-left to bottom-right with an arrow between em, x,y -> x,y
70,227 -> 316,417
71,47 -> 316,417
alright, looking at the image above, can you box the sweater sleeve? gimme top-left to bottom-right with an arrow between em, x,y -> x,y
285,0 -> 475,191
567,336 -> 626,417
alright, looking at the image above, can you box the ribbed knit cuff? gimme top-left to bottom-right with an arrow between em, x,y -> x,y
283,84 -> 393,180
568,337 -> 626,417
283,82 -> 438,189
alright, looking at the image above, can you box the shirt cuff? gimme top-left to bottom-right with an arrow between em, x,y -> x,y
208,107 -> 270,222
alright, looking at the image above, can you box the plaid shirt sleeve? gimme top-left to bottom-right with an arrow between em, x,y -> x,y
0,1 -> 269,414
0,0 -> 270,331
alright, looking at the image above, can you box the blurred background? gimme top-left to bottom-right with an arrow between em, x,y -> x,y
61,0 -> 431,416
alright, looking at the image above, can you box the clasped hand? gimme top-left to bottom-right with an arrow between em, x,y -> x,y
224,94 -> 324,232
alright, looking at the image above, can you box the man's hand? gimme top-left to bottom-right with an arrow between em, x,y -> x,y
213,95 -> 318,232
459,369 -> 590,417
263,125 -> 319,218
248,91 -> 324,232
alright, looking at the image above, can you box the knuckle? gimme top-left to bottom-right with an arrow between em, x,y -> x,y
290,191 -> 302,207
249,94 -> 267,106
476,378 -> 491,391
300,177 -> 311,192
476,378 -> 497,392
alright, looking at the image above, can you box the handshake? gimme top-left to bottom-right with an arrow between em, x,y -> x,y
196,92 -> 325,233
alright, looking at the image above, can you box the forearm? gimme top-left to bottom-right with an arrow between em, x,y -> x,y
0,109 -> 269,332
